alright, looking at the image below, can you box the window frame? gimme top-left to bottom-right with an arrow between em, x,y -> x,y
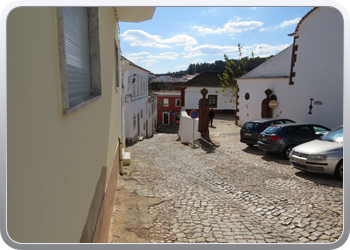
163,98 -> 169,107
133,114 -> 136,129
208,95 -> 217,108
175,98 -> 181,107
56,7 -> 102,115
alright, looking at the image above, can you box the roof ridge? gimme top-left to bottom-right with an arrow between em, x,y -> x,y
288,7 -> 319,36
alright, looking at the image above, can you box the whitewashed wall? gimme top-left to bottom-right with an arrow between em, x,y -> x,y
285,7 -> 343,129
122,62 -> 150,143
237,78 -> 291,126
185,87 -> 236,110
237,46 -> 293,126
243,45 -> 292,78
236,7 -> 343,129
146,98 -> 157,137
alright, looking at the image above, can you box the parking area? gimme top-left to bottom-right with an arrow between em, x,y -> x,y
111,114 -> 343,244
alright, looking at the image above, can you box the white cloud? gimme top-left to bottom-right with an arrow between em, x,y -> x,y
192,20 -> 264,35
140,59 -> 158,67
181,51 -> 203,58
121,30 -> 198,47
130,41 -> 172,48
153,52 -> 180,60
181,43 -> 290,59
183,44 -> 240,58
277,17 -> 301,28
162,34 -> 198,46
248,44 -> 291,57
191,59 -> 204,64
260,17 -> 301,31
125,51 -> 180,65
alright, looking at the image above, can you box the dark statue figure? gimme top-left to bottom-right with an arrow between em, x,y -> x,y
198,88 -> 210,140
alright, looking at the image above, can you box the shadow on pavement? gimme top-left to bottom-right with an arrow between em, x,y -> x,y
156,125 -> 179,134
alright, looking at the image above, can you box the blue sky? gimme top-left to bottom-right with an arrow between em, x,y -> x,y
119,7 -> 314,74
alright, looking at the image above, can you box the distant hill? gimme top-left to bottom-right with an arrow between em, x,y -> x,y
154,56 -> 272,78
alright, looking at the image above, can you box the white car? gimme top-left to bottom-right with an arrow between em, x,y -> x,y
290,125 -> 343,180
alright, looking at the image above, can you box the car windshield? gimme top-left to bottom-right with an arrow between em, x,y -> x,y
242,122 -> 260,131
319,126 -> 343,142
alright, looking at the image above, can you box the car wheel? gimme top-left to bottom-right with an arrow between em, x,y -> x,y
283,145 -> 295,159
247,144 -> 254,147
334,160 -> 343,180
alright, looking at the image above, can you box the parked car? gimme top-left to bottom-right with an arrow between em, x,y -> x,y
240,118 -> 295,147
257,123 -> 330,159
290,125 -> 343,180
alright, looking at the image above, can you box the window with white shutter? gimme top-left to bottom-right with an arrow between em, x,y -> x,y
57,7 -> 101,114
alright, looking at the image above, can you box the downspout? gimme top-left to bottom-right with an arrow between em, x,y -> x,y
180,87 -> 187,110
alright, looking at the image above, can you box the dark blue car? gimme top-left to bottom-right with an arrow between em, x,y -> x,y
257,123 -> 330,159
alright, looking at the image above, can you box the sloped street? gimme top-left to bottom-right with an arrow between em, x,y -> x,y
111,115 -> 343,244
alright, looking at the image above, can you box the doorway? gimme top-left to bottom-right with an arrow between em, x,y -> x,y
137,113 -> 140,136
163,112 -> 169,125
175,113 -> 180,125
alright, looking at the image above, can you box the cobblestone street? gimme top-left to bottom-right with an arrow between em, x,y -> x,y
111,115 -> 343,244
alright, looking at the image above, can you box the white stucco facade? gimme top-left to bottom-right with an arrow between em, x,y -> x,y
185,87 -> 236,111
121,57 -> 156,144
237,7 -> 343,129
237,45 -> 293,126
237,78 -> 291,125
286,7 -> 343,129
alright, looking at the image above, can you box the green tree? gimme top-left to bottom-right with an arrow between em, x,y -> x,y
217,43 -> 256,105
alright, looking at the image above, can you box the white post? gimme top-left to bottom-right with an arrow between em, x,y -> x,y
193,118 -> 195,148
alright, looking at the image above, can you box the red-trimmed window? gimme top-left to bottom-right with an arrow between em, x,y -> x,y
208,95 -> 217,108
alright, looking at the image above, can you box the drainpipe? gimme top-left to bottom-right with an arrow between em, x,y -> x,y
118,137 -> 124,174
180,87 -> 187,109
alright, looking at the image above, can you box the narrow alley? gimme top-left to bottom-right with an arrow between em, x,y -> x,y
111,115 -> 343,244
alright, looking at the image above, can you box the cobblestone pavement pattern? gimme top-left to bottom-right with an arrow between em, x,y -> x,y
115,115 -> 343,243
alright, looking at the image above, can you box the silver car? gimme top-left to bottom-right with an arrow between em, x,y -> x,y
290,125 -> 343,180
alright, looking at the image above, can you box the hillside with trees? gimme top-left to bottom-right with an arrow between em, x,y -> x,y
154,56 -> 272,78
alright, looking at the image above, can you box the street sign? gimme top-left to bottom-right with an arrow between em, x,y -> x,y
269,100 -> 278,109
190,110 -> 199,119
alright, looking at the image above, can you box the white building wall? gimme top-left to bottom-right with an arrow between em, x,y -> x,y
185,87 -> 236,110
237,78 -> 291,126
286,7 -> 343,129
242,45 -> 292,78
237,7 -> 343,130
122,61 -> 150,143
145,97 -> 157,138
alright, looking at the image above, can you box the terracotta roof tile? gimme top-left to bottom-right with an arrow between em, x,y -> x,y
148,81 -> 183,92
181,71 -> 236,88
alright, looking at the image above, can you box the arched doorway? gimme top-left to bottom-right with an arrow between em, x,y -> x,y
261,89 -> 273,118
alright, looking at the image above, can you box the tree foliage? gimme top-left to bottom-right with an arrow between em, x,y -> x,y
217,44 -> 267,105
154,53 -> 270,78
